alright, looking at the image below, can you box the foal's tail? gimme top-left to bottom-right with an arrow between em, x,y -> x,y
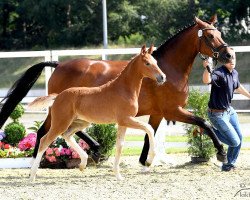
0,61 -> 58,128
27,94 -> 57,111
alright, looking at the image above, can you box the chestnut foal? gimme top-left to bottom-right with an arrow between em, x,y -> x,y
28,45 -> 166,181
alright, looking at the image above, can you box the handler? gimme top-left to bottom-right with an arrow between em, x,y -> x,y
202,49 -> 250,171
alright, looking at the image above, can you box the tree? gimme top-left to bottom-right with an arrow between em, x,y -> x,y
0,0 -> 248,50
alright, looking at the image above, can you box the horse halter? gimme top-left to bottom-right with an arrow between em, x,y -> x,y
198,27 -> 228,62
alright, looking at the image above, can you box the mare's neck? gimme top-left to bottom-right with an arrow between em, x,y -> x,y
115,57 -> 144,98
155,25 -> 199,84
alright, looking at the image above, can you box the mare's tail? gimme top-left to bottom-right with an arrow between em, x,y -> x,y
0,61 -> 58,128
27,94 -> 57,111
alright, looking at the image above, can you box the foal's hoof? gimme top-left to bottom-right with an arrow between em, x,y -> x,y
115,174 -> 124,181
79,164 -> 86,171
216,152 -> 227,163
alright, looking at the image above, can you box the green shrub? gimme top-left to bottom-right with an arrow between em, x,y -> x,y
185,89 -> 215,160
10,104 -> 24,122
4,122 -> 26,145
87,124 -> 117,160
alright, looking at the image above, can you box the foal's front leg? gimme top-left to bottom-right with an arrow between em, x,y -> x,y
62,120 -> 90,171
63,135 -> 88,171
113,126 -> 127,180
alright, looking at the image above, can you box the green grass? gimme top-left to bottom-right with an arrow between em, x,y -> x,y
125,135 -> 188,142
110,135 -> 250,156
125,135 -> 250,142
111,147 -> 250,156
111,146 -> 188,156
244,137 -> 250,142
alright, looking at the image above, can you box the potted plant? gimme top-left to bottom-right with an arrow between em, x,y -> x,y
40,137 -> 90,169
3,103 -> 26,146
86,123 -> 117,162
185,89 -> 215,163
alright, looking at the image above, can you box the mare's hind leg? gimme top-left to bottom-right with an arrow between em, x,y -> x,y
62,120 -> 90,171
32,111 -> 52,158
119,117 -> 156,166
113,126 -> 127,180
164,107 -> 227,163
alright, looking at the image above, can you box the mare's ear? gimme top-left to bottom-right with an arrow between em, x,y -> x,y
141,45 -> 147,55
209,14 -> 218,25
147,44 -> 154,54
194,16 -> 207,28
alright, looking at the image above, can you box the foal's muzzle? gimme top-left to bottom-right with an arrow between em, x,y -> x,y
156,74 -> 166,85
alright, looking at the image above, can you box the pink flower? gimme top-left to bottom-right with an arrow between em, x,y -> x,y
60,148 -> 71,156
18,133 -> 37,151
71,148 -> 80,159
46,155 -> 57,162
46,148 -> 54,156
45,148 -> 61,162
54,148 -> 60,157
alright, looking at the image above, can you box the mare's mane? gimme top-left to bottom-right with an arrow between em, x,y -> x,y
152,22 -> 196,58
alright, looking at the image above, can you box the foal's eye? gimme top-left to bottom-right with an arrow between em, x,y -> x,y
145,62 -> 151,66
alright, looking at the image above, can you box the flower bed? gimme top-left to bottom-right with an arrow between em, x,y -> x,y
0,130 -> 90,169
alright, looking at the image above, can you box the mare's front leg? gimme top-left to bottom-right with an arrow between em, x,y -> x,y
113,126 -> 127,180
119,117 -> 156,166
32,113 -> 51,158
139,114 -> 163,166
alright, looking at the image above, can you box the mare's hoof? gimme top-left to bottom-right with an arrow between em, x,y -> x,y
89,151 -> 101,164
216,152 -> 227,163
141,166 -> 150,173
145,161 -> 151,167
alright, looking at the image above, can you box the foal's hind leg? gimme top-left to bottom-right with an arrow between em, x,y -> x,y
119,117 -> 156,166
62,120 -> 90,171
113,126 -> 127,180
30,130 -> 59,182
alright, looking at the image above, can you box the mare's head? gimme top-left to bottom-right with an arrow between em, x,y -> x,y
195,14 -> 233,64
138,45 -> 166,84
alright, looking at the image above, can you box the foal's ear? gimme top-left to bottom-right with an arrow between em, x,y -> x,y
141,45 -> 147,55
147,44 -> 154,54
209,14 -> 218,25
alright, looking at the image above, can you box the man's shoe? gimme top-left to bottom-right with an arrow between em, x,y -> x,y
221,164 -> 236,172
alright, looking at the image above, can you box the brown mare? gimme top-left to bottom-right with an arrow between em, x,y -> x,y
0,15 -> 233,167
28,45 -> 166,181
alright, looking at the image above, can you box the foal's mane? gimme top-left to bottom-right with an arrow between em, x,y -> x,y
99,53 -> 139,88
152,22 -> 196,58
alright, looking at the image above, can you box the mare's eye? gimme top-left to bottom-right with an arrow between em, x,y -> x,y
208,34 -> 214,39
145,62 -> 151,66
